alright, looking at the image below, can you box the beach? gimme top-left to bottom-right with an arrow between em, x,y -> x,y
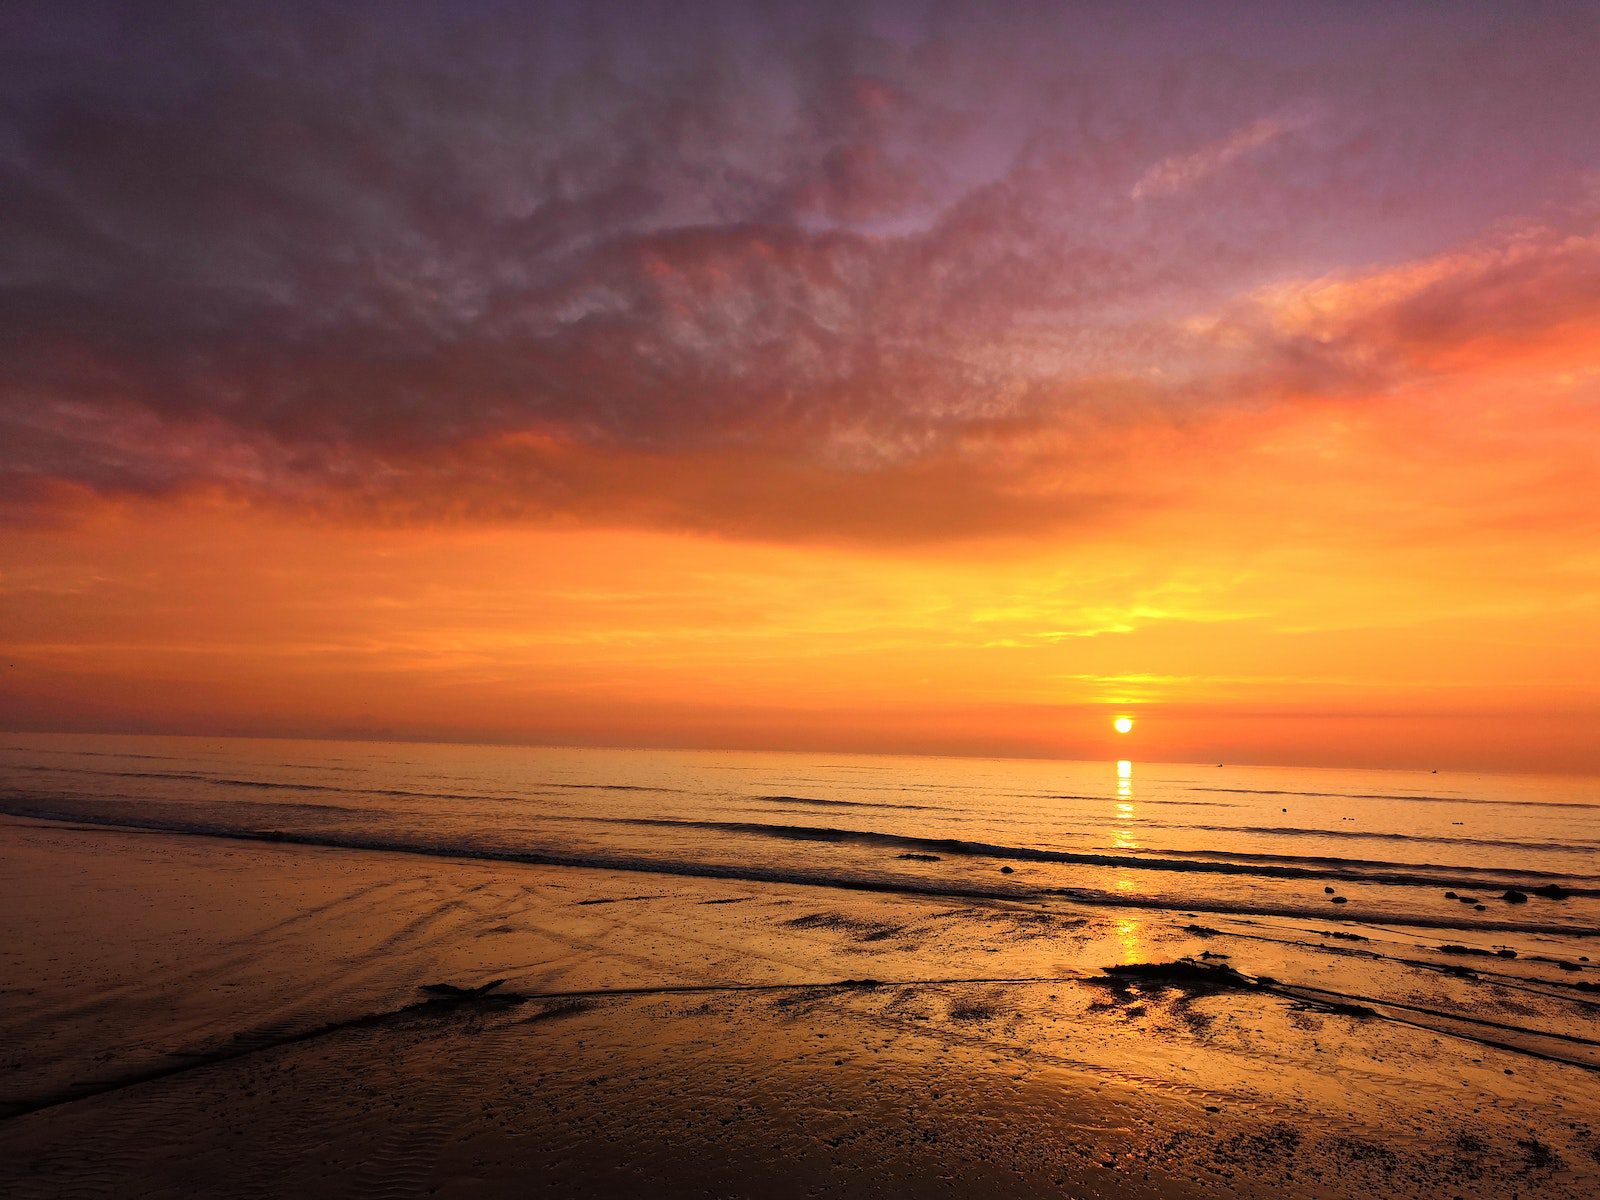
2,735 -> 1599,1198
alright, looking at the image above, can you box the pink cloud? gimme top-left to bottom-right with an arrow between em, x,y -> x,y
1131,113 -> 1308,201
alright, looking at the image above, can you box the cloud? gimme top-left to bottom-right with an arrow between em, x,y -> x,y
1130,113 -> 1305,201
1196,222 -> 1600,391
3,1 -> 1599,540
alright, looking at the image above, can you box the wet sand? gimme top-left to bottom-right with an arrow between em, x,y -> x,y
3,813 -> 1599,1198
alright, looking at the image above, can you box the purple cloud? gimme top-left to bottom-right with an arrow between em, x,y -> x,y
2,0 -> 1598,538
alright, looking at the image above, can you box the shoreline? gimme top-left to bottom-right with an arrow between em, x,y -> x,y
4,815 -> 1599,1197
5,803 -> 1598,937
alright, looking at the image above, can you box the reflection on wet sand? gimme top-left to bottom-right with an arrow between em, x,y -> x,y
1114,916 -> 1143,964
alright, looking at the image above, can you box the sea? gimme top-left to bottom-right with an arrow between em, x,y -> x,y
2,733 -> 1597,936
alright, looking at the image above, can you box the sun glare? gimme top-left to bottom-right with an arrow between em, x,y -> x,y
1113,715 -> 1134,734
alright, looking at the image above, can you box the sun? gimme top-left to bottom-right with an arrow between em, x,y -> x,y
1113,715 -> 1134,734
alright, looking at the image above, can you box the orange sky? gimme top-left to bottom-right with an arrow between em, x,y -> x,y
5,270 -> 1596,770
3,4 -> 1598,771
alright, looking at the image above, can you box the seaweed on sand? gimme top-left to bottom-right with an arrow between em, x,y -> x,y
1099,960 -> 1256,992
420,978 -> 515,1000
1096,959 -> 1378,1020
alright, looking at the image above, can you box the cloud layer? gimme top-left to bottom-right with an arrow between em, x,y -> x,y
3,0 -> 1599,539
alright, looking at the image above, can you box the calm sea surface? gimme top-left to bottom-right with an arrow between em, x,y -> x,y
2,733 -> 1597,934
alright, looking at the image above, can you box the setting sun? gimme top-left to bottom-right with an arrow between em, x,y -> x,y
1113,716 -> 1135,734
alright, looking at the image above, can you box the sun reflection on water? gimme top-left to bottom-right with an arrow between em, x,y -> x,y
1111,758 -> 1139,851
1111,765 -> 1140,920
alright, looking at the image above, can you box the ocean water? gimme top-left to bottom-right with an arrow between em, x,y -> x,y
2,733 -> 1597,936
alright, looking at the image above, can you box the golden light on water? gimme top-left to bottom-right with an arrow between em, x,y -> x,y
1112,759 -> 1137,848
1113,715 -> 1134,734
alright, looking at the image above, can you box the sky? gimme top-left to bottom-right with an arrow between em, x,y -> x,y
2,0 -> 1598,771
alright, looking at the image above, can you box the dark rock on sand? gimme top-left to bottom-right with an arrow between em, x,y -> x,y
1323,886 -> 1335,894
896,853 -> 941,861
1313,999 -> 1378,1019
999,865 -> 1015,874
1101,960 -> 1253,991
1438,945 -> 1490,957
421,979 -> 510,999
1497,949 -> 1518,958
418,980 -> 529,1009
1502,889 -> 1528,903
1444,891 -> 1458,899
1532,883 -> 1571,900
1330,895 -> 1348,904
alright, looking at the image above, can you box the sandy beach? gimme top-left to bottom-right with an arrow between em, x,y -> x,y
5,805 -> 1598,1199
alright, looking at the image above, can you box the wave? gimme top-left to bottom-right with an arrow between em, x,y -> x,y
1174,823 -> 1600,854
1,746 -> 189,762
5,799 -> 1596,935
547,782 -> 686,793
568,815 -> 1600,895
1,763 -> 681,802
4,766 -> 534,804
751,794 -> 931,812
6,781 -> 1592,899
1006,792 -> 1241,808
1132,845 -> 1600,883
1193,786 -> 1600,810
